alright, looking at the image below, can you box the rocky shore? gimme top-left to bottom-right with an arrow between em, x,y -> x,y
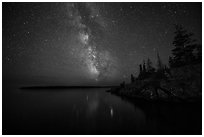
107,64 -> 202,103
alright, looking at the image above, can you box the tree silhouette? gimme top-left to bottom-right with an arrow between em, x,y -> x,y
138,64 -> 143,79
139,64 -> 142,73
142,60 -> 147,79
146,58 -> 155,74
156,52 -> 163,71
168,56 -> 173,68
195,44 -> 202,63
142,60 -> 146,73
131,74 -> 135,83
170,24 -> 197,67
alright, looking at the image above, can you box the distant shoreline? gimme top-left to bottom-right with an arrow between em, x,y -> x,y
20,86 -> 118,90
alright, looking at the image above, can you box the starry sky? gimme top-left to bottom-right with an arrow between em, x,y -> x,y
3,2 -> 202,86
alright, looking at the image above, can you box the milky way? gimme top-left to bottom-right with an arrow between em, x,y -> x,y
3,2 -> 201,85
67,3 -> 118,81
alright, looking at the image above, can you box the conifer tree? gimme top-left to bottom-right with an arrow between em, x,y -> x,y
131,74 -> 135,83
146,58 -> 155,73
142,61 -> 146,73
139,64 -> 143,79
157,52 -> 163,71
170,24 -> 196,67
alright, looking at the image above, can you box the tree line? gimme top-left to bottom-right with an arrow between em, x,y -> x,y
130,24 -> 201,83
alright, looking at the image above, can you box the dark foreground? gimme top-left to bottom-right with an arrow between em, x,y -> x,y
3,86 -> 202,135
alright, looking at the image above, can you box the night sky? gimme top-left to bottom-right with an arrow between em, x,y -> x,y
3,2 -> 202,86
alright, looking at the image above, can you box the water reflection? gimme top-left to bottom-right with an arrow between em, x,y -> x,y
86,93 -> 99,117
3,87 -> 201,134
110,107 -> 114,117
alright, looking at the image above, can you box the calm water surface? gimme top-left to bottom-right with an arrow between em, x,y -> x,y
3,86 -> 201,134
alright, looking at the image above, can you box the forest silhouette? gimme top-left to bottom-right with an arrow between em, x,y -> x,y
108,24 -> 202,102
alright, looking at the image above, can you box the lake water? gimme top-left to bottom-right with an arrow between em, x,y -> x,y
3,86 -> 202,135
